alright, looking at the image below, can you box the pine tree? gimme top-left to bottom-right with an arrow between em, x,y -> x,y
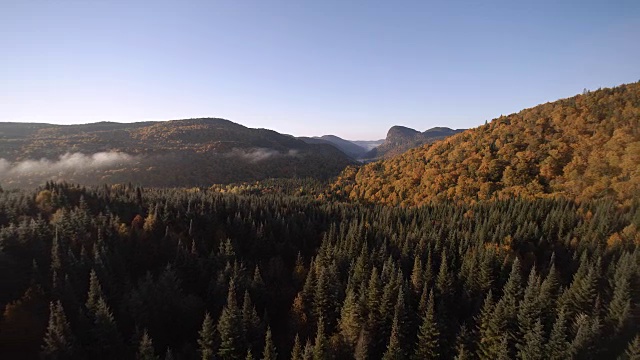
291,334 -> 303,360
413,290 -> 439,360
382,314 -> 404,360
245,350 -> 254,360
218,279 -> 246,359
546,309 -> 569,360
453,325 -> 470,360
137,329 -> 158,360
303,340 -> 313,360
242,290 -> 262,349
622,335 -> 640,360
570,314 -> 601,359
477,291 -> 501,360
518,266 -> 541,339
607,268 -> 632,333
313,317 -> 328,360
262,327 -> 277,360
42,300 -> 74,360
88,297 -> 122,359
517,319 -> 544,360
198,312 -> 215,360
338,286 -> 363,347
86,269 -> 105,315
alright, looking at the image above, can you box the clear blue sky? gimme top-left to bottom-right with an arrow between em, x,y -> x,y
1,0 -> 639,140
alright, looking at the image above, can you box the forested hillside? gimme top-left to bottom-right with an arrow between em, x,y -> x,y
0,118 -> 354,188
0,181 -> 639,359
332,82 -> 640,206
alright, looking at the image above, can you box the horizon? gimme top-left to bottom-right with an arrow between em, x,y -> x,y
2,0 -> 639,139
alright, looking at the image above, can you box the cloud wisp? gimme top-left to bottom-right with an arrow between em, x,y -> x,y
226,148 -> 300,163
0,152 -> 137,179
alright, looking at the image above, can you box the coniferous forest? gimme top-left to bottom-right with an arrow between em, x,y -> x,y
0,179 -> 639,359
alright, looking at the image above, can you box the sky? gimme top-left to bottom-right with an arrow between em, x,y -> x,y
1,1 -> 639,140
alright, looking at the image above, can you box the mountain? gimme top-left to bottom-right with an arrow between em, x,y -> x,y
362,125 -> 464,159
299,135 -> 368,159
0,118 -> 355,188
331,82 -> 640,206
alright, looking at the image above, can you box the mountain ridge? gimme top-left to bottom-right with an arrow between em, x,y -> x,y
363,125 -> 465,159
0,118 -> 355,188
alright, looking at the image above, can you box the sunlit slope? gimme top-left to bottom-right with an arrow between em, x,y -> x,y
332,82 -> 640,206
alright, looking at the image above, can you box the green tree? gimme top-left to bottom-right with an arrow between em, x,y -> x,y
137,329 -> 158,360
291,334 -> 303,360
621,335 -> 640,360
313,317 -> 328,360
218,279 -> 246,359
517,319 -> 544,360
88,297 -> 122,359
546,309 -> 570,360
42,300 -> 74,360
382,314 -> 404,360
198,312 -> 215,360
262,327 -> 277,360
413,290 -> 439,360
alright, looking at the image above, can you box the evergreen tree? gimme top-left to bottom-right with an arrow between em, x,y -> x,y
88,297 -> 122,359
291,334 -> 303,360
313,317 -> 328,360
245,350 -> 254,360
477,291 -> 504,360
137,329 -> 158,360
218,279 -> 246,359
546,309 -> 570,360
382,314 -> 404,360
338,285 -> 363,347
262,327 -> 277,360
198,312 -> 215,360
86,269 -> 105,315
622,335 -> 640,360
570,314 -> 601,359
42,300 -> 74,360
413,290 -> 439,360
517,319 -> 544,360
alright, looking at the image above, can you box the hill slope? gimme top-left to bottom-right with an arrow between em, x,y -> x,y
298,135 -> 368,159
363,125 -> 464,159
0,118 -> 355,188
332,82 -> 640,206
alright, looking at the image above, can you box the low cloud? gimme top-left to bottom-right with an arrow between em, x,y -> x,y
0,152 -> 137,179
227,148 -> 300,163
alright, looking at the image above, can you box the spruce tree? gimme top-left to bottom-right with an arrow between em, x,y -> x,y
546,309 -> 569,360
86,269 -> 105,315
137,329 -> 158,360
313,316 -> 328,360
516,319 -> 544,360
88,297 -> 122,359
262,327 -> 277,360
622,335 -> 640,360
413,290 -> 439,360
338,285 -> 362,347
291,334 -> 303,360
198,312 -> 215,360
42,300 -> 74,360
217,279 -> 246,359
382,314 -> 404,360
